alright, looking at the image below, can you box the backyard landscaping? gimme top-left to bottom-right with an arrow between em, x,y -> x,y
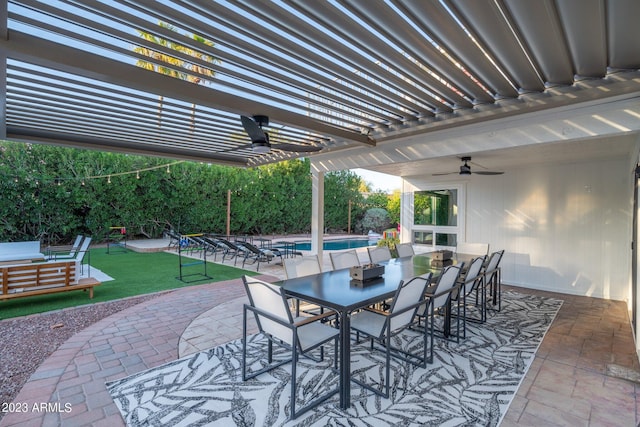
0,248 -> 256,320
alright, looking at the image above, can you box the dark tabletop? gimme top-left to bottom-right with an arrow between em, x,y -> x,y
281,254 -> 471,312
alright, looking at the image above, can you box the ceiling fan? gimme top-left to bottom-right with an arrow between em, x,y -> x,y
433,156 -> 504,176
240,115 -> 323,154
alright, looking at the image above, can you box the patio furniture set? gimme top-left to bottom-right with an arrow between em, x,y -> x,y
242,244 -> 505,418
166,230 -> 299,271
0,235 -> 99,301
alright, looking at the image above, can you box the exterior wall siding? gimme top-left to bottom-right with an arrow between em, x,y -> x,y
403,157 -> 632,302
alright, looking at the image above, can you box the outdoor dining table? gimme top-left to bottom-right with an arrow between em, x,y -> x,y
280,252 -> 475,409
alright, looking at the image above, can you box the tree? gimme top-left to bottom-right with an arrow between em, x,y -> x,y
358,180 -> 371,193
387,190 -> 401,226
364,191 -> 389,210
133,22 -> 219,127
324,170 -> 366,232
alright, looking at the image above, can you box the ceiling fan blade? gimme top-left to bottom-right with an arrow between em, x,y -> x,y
432,172 -> 457,176
468,159 -> 489,169
240,115 -> 266,141
473,171 -> 504,175
271,143 -> 323,152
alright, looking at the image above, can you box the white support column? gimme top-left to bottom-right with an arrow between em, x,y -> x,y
311,169 -> 325,262
400,179 -> 413,243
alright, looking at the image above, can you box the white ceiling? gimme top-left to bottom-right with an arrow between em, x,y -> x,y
367,133 -> 639,178
310,85 -> 640,176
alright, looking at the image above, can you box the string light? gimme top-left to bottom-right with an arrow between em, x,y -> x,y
83,160 -> 183,181
4,160 -> 184,187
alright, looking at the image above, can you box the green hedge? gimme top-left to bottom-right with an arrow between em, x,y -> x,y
0,142 -> 368,244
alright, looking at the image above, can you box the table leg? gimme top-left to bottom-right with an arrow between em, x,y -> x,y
339,310 -> 350,409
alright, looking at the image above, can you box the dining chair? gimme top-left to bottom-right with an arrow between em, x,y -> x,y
416,264 -> 464,343
283,255 -> 325,316
455,242 -> 489,256
350,272 -> 432,398
484,250 -> 505,311
241,276 -> 340,419
367,246 -> 392,264
451,256 -> 487,335
395,242 -> 415,258
330,249 -> 360,270
283,255 -> 322,279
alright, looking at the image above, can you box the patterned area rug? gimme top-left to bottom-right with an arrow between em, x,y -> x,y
107,291 -> 562,426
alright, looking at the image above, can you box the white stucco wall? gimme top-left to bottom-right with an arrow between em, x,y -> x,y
403,157 -> 633,301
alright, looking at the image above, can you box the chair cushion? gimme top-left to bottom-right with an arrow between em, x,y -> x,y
297,322 -> 339,352
350,310 -> 386,339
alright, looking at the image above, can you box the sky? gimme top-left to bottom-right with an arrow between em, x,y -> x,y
352,168 -> 402,193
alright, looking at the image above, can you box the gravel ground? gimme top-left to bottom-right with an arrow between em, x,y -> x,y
0,294 -> 161,419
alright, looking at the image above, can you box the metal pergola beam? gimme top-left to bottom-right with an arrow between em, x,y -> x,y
2,30 -> 374,145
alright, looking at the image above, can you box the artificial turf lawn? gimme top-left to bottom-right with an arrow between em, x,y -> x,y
0,248 -> 257,320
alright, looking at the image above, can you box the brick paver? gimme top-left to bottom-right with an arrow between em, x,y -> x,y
0,275 -> 275,427
2,258 -> 638,426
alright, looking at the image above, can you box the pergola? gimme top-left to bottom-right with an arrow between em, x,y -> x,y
2,2 -> 640,350
2,1 -> 638,166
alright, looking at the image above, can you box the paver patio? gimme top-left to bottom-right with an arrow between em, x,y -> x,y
1,242 -> 638,426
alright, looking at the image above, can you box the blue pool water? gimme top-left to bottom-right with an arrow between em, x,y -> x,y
292,238 -> 376,251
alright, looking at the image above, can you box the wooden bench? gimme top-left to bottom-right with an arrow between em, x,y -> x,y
0,261 -> 100,300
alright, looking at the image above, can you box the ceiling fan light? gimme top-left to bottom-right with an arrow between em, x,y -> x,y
460,164 -> 471,175
252,141 -> 271,153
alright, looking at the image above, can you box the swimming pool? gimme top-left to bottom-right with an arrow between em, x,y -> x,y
292,238 -> 376,251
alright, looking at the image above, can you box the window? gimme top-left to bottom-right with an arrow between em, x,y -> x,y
410,187 -> 462,249
412,230 -> 457,246
413,189 -> 458,226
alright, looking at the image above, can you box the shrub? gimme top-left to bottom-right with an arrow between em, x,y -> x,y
0,142 -> 369,243
377,228 -> 400,257
377,235 -> 400,258
358,208 -> 391,233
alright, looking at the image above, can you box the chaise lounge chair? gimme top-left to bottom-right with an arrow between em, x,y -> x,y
213,238 -> 245,264
237,241 -> 282,271
46,235 -> 84,260
164,229 -> 182,250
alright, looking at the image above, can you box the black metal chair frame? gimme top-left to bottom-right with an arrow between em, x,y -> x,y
415,264 -> 465,344
350,274 -> 432,398
484,250 -> 505,312
214,237 -> 244,264
451,256 -> 487,335
197,236 -> 226,261
242,277 -> 340,419
165,229 -> 182,250
238,241 -> 282,271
